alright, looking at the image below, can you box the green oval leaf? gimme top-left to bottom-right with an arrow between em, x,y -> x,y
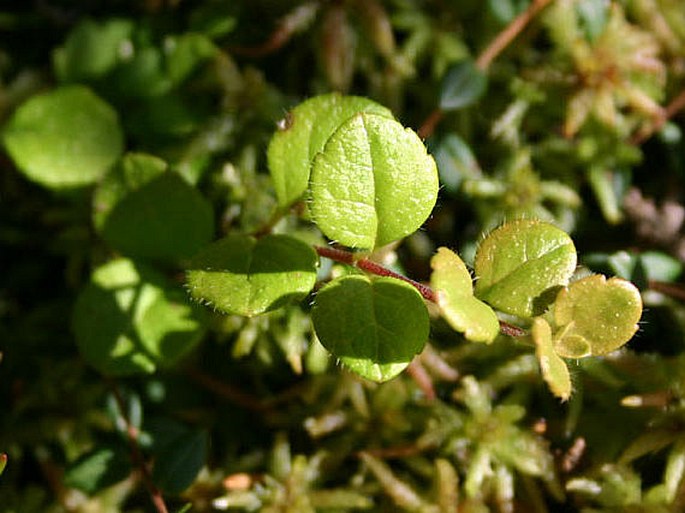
73,259 -> 206,376
186,234 -> 318,316
152,430 -> 208,494
431,133 -> 482,193
64,445 -> 131,494
53,18 -> 134,82
93,152 -> 169,232
553,274 -> 642,356
310,113 -> 439,249
474,219 -> 577,318
267,93 -> 393,207
312,275 -> 429,382
101,172 -> 214,261
430,247 -> 499,343
532,317 -> 572,401
2,85 -> 124,188
439,59 -> 487,111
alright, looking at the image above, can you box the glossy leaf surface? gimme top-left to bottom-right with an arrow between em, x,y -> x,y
73,259 -> 206,376
267,93 -> 393,207
310,112 -> 439,249
554,274 -> 642,357
532,317 -> 572,401
312,275 -> 429,382
186,234 -> 318,316
2,85 -> 123,188
431,247 -> 499,343
474,219 -> 577,317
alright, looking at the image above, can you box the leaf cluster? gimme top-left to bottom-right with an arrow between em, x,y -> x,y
1,1 -> 685,513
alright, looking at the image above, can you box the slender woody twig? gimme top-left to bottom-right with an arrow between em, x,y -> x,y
632,88 -> 685,145
108,380 -> 169,513
418,0 -> 552,139
314,245 -> 526,337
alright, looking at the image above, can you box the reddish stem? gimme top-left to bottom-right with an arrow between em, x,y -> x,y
314,245 -> 525,337
632,87 -> 685,145
475,0 -> 552,72
108,381 -> 169,513
406,360 -> 436,400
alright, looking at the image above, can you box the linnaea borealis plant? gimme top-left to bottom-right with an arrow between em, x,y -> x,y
186,93 -> 643,400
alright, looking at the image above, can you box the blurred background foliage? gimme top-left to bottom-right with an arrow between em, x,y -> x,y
2,0 -> 685,511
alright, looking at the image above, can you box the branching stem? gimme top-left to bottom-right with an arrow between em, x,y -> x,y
314,245 -> 525,337
632,88 -> 685,144
108,380 -> 169,513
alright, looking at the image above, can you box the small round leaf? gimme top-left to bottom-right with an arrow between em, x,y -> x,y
152,430 -> 208,494
554,275 -> 642,356
186,234 -> 318,316
439,59 -> 487,111
532,317 -> 572,401
474,219 -> 577,318
53,18 -> 134,82
93,152 -> 168,232
2,85 -> 124,188
73,259 -> 206,376
430,247 -> 499,343
267,93 -> 393,207
310,113 -> 439,249
312,275 -> 429,382
101,172 -> 214,262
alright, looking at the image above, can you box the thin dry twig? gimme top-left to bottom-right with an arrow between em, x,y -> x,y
418,0 -> 553,139
475,0 -> 553,71
632,88 -> 685,144
108,380 -> 169,513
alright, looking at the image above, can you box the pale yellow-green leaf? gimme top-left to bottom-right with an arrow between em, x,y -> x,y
532,317 -> 572,401
430,247 -> 499,343
554,275 -> 642,356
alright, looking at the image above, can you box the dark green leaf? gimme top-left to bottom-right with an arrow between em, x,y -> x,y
73,259 -> 207,376
152,430 -> 208,494
93,152 -> 168,232
186,234 -> 318,316
53,18 -> 133,82
64,446 -> 131,494
431,133 -> 482,192
439,59 -> 487,111
2,85 -> 124,188
310,112 -> 439,249
111,46 -> 171,97
165,33 -> 217,85
268,93 -> 393,207
101,172 -> 214,261
312,275 -> 429,382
